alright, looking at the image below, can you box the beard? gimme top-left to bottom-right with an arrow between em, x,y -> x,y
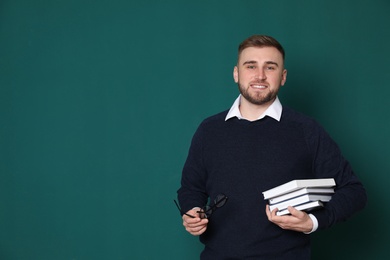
237,81 -> 278,106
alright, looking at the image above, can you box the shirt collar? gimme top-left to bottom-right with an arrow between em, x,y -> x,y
225,95 -> 283,122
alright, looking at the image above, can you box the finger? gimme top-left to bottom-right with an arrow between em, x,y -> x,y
186,220 -> 208,229
265,205 -> 271,219
183,214 -> 200,223
183,218 -> 208,229
182,209 -> 202,223
287,206 -> 304,219
271,207 -> 279,216
185,220 -> 208,236
189,208 -> 201,217
189,225 -> 207,236
183,218 -> 199,229
186,222 -> 206,232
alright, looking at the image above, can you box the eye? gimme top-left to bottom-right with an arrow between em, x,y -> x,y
247,65 -> 256,69
266,66 -> 276,70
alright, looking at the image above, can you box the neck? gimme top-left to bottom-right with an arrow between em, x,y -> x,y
239,97 -> 275,121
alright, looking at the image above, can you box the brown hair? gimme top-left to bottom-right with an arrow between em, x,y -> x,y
238,35 -> 285,61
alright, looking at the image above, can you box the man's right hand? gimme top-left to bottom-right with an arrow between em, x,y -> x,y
182,208 -> 209,236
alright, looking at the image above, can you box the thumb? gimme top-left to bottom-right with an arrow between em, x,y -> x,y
287,206 -> 304,218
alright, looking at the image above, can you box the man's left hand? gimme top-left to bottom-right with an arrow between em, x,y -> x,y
265,205 -> 313,233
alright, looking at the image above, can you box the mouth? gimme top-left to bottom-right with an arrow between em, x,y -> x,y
250,83 -> 268,89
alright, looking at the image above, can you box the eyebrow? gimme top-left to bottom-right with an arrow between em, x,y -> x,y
242,60 -> 279,67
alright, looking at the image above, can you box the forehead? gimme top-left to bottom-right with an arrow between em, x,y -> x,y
238,46 -> 284,65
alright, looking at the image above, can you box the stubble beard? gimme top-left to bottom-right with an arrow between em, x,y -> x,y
238,82 -> 278,106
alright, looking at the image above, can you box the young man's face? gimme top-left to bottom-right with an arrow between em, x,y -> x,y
233,46 -> 287,107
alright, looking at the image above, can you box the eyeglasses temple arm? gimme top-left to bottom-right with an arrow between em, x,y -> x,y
173,200 -> 196,218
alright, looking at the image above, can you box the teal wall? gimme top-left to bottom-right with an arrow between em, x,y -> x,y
1,0 -> 389,259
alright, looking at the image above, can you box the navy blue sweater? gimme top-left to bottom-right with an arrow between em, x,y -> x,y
177,106 -> 367,259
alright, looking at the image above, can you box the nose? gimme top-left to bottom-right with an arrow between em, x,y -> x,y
255,68 -> 266,80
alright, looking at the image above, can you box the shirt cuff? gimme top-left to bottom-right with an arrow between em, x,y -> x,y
304,214 -> 318,234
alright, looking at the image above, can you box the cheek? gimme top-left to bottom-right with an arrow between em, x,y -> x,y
237,72 -> 252,83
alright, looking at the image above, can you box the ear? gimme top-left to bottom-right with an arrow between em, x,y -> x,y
281,69 -> 287,86
233,66 -> 239,83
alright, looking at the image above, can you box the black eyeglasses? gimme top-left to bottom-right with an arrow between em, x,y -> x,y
174,194 -> 228,219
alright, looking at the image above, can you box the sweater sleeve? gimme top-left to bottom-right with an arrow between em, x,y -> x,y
177,123 -> 209,214
305,120 -> 367,229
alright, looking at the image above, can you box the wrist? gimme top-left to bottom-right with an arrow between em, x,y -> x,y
304,214 -> 318,234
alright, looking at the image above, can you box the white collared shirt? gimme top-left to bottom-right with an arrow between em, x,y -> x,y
225,95 -> 283,122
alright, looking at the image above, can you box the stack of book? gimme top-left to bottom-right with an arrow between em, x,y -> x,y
262,178 -> 336,216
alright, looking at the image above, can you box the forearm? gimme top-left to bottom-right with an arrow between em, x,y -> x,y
314,180 -> 367,229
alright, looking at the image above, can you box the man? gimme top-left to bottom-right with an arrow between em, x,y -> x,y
177,35 -> 366,259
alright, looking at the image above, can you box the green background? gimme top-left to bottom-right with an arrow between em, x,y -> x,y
1,0 -> 389,259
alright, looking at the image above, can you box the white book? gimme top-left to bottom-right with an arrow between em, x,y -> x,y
277,201 -> 324,216
262,178 -> 336,200
269,194 -> 332,212
269,187 -> 335,204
